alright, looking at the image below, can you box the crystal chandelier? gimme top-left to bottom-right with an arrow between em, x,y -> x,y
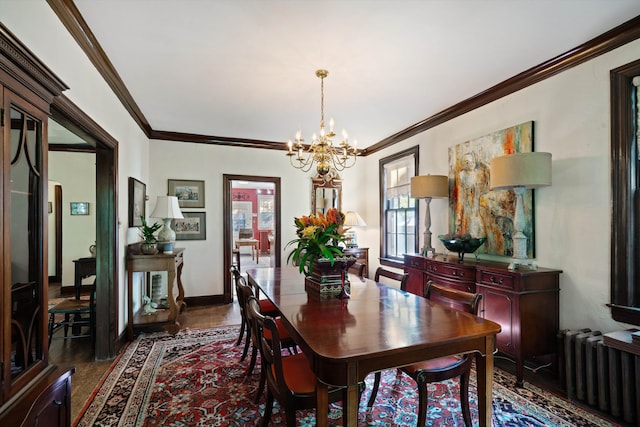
287,69 -> 358,177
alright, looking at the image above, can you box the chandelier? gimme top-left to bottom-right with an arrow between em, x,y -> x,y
286,69 -> 358,177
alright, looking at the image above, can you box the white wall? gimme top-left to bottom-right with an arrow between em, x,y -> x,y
3,1 -> 151,335
48,152 -> 96,287
361,39 -> 640,334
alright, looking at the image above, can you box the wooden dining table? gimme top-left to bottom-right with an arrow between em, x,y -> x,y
246,267 -> 501,426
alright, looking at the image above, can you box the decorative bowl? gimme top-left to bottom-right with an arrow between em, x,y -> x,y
438,235 -> 487,262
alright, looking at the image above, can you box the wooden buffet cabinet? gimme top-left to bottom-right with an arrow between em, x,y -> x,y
344,247 -> 369,278
405,253 -> 561,386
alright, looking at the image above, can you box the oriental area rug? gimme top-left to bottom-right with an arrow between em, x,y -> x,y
75,326 -> 619,427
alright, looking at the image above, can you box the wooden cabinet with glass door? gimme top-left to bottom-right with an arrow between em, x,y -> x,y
0,23 -> 72,426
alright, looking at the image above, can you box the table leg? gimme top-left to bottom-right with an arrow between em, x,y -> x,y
316,380 -> 329,427
476,335 -> 495,427
345,383 -> 359,426
255,243 -> 259,263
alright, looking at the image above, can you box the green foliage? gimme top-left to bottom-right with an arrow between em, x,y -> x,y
286,218 -> 345,276
139,216 -> 162,243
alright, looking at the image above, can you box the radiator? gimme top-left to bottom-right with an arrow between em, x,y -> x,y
558,328 -> 639,425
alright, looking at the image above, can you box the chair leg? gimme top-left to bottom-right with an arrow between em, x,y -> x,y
460,372 -> 472,427
254,368 -> 266,404
235,319 -> 246,346
240,328 -> 251,361
261,389 -> 274,427
416,378 -> 428,427
47,313 -> 55,347
367,371 -> 382,408
246,345 -> 258,377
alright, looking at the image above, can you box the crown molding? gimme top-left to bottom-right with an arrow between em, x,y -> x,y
48,2 -> 640,157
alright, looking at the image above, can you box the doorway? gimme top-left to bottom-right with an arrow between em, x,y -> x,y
222,175 -> 281,303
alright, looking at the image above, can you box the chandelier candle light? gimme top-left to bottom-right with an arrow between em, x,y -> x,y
287,69 -> 358,177
410,174 -> 449,258
150,195 -> 183,254
490,152 -> 552,270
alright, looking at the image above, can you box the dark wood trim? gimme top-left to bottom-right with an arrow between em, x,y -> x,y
0,22 -> 68,111
184,295 -> 228,306
610,58 -> 640,326
50,95 -> 120,361
47,0 -> 152,137
365,14 -> 640,156
48,143 -> 95,153
149,129 -> 286,151
47,3 -> 640,154
53,185 -> 62,282
223,174 -> 281,303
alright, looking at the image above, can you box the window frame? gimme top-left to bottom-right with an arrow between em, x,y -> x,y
610,58 -> 640,325
379,146 -> 420,267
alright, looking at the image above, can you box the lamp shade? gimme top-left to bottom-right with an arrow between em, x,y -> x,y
150,196 -> 184,219
344,211 -> 367,227
490,152 -> 552,190
410,175 -> 449,199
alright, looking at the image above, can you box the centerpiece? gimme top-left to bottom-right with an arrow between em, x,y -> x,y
286,208 -> 356,297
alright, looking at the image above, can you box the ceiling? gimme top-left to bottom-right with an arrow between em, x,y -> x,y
71,0 -> 640,151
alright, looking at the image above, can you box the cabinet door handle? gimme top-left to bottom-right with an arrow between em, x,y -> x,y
53,400 -> 62,406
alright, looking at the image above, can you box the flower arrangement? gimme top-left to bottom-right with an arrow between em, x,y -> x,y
286,208 -> 348,275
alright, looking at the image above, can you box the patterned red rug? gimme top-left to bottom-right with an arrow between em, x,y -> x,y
75,326 -> 619,426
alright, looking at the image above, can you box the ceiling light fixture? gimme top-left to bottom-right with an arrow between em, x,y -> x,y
287,69 -> 358,177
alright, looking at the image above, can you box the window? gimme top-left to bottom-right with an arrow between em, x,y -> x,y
610,59 -> 640,326
380,146 -> 419,263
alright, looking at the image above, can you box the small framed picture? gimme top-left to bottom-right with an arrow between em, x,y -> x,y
168,179 -> 205,208
70,202 -> 89,215
128,177 -> 146,227
174,212 -> 206,240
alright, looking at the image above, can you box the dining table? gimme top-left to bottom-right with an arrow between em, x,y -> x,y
246,267 -> 501,426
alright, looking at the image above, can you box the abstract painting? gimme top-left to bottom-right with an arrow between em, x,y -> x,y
448,121 -> 534,257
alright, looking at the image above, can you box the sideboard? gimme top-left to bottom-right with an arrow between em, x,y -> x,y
344,247 -> 369,278
404,253 -> 561,386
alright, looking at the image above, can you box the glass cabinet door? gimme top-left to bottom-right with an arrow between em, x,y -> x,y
3,98 -> 48,398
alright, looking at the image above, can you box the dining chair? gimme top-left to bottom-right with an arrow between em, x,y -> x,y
230,265 -> 279,360
367,280 -> 482,426
245,296 -> 363,426
374,266 -> 409,291
48,284 -> 96,348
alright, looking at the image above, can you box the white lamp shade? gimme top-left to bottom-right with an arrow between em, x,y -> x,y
490,152 -> 552,190
410,175 -> 449,199
344,211 -> 367,227
150,196 -> 184,219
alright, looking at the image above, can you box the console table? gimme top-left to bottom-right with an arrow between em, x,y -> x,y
344,247 -> 369,278
405,253 -> 561,386
127,246 -> 185,340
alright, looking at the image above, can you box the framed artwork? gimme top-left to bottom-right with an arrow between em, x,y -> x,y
128,177 -> 146,227
168,179 -> 205,208
70,202 -> 90,215
174,212 -> 206,240
258,195 -> 274,230
448,121 -> 534,258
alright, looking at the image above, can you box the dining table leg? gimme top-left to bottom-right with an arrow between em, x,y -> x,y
316,380 -> 329,426
475,335 -> 496,426
344,384 -> 359,425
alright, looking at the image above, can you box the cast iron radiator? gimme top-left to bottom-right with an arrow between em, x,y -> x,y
558,328 -> 639,425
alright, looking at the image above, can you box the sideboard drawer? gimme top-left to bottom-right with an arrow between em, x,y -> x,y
477,270 -> 514,290
427,262 -> 474,281
405,254 -> 426,270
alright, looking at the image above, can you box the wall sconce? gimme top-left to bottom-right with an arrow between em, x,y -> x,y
490,152 -> 552,269
343,211 -> 367,248
410,174 -> 449,257
150,195 -> 183,253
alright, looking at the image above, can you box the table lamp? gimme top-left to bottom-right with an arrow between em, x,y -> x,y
490,152 -> 551,270
410,174 -> 449,257
150,195 -> 183,253
343,211 -> 367,248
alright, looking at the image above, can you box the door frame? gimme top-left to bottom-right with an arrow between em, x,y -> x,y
222,174 -> 281,303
